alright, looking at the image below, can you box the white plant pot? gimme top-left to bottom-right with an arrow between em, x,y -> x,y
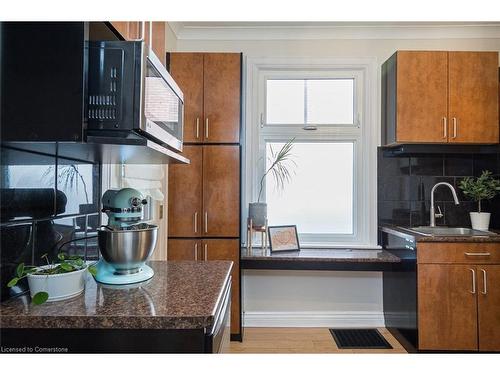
27,265 -> 87,302
470,212 -> 491,231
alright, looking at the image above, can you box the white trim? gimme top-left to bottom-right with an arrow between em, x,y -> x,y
243,57 -> 378,248
243,311 -> 385,328
168,22 -> 500,41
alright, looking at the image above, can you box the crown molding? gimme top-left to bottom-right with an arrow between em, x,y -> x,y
168,22 -> 500,41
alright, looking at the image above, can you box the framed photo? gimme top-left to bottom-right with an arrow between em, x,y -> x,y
268,225 -> 300,252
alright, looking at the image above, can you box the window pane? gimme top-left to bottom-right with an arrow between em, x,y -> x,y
266,80 -> 304,124
266,142 -> 353,235
306,79 -> 354,124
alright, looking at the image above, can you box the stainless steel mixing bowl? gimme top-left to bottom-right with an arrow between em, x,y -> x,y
97,224 -> 158,274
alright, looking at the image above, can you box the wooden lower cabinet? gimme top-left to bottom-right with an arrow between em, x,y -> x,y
167,238 -> 240,337
418,264 -> 478,350
167,239 -> 201,261
203,239 -> 240,337
417,242 -> 500,352
477,265 -> 500,351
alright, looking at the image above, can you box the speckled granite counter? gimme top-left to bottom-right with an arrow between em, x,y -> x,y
0,261 -> 233,330
381,226 -> 500,243
241,247 -> 400,271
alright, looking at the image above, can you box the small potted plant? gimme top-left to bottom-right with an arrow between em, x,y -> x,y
458,170 -> 500,231
249,138 -> 296,228
7,253 -> 97,305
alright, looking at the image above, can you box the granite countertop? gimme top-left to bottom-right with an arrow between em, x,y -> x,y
241,247 -> 401,263
0,261 -> 232,330
381,225 -> 500,243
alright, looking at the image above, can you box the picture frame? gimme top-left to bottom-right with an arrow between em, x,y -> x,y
268,225 -> 300,252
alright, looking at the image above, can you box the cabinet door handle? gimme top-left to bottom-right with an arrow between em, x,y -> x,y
193,212 -> 198,233
442,117 -> 447,139
204,243 -> 208,261
196,117 -> 200,139
464,252 -> 491,257
204,211 -> 208,233
470,268 -> 476,294
194,243 -> 198,261
481,269 -> 487,295
452,117 -> 457,139
205,118 -> 209,139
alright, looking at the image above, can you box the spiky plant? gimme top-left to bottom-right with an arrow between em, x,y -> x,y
458,170 -> 500,212
257,138 -> 296,203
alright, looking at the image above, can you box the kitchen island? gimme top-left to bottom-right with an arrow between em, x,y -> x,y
0,261 -> 232,353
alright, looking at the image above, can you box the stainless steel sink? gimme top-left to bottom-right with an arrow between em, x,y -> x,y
403,226 -> 492,237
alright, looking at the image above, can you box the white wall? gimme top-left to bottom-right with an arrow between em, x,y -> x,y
166,27 -> 500,327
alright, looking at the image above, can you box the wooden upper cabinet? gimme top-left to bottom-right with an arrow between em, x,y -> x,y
477,265 -> 500,351
448,52 -> 499,144
203,53 -> 241,143
418,264 -> 478,351
168,146 -> 203,237
169,53 -> 204,143
168,52 -> 241,144
396,51 -> 449,143
382,50 -> 499,146
202,145 -> 240,237
149,22 -> 166,66
109,22 -> 166,66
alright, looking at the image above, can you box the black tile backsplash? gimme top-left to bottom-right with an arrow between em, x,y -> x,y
0,146 -> 101,301
378,148 -> 500,232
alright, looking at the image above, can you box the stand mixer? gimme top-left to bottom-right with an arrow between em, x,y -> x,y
94,188 -> 158,285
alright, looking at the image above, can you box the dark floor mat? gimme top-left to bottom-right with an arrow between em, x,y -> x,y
329,329 -> 393,349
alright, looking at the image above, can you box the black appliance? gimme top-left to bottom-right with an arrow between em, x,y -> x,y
0,22 -> 188,165
380,227 -> 418,352
87,40 -> 184,153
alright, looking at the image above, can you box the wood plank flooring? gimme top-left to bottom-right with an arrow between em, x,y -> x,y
229,327 -> 407,353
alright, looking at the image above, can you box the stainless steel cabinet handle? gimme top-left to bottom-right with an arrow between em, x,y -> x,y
194,243 -> 198,261
193,212 -> 198,233
204,243 -> 208,261
481,269 -> 487,295
452,117 -> 457,139
470,268 -> 476,294
204,212 -> 208,233
196,118 -> 200,139
205,118 -> 209,139
442,117 -> 447,139
464,252 -> 491,257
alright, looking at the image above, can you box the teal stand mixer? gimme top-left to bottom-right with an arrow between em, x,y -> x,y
94,188 -> 158,285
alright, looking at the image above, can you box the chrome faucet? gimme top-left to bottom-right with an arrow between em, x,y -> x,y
430,182 -> 459,227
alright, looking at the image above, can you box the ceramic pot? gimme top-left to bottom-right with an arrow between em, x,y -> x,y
470,212 -> 491,231
248,202 -> 267,227
27,265 -> 87,302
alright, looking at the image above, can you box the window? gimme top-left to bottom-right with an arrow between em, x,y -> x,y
266,142 -> 354,235
245,58 -> 377,247
266,79 -> 355,125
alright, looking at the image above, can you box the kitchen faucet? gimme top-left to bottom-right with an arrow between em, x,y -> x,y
430,182 -> 460,227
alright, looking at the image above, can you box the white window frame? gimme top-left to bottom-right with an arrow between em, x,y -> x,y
243,57 -> 378,248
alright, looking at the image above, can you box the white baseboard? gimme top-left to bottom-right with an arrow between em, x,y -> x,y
243,311 -> 385,328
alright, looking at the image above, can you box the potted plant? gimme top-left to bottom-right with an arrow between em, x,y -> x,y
7,253 -> 97,305
249,138 -> 296,228
458,170 -> 500,231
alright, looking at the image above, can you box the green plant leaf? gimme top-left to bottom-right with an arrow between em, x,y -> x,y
32,292 -> 49,305
7,277 -> 19,288
57,253 -> 66,260
59,262 -> 73,271
16,263 -> 24,278
88,265 -> 97,276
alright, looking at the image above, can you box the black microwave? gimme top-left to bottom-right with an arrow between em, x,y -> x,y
87,40 -> 184,152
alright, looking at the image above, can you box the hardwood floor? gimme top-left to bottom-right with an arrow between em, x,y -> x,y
228,327 -> 407,354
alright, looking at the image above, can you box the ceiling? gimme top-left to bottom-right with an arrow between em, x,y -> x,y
168,22 -> 500,41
